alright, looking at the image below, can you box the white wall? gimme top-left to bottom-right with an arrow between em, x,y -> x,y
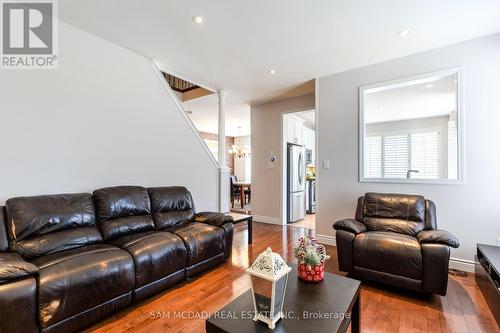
0,20 -> 219,211
317,33 -> 500,270
251,94 -> 315,223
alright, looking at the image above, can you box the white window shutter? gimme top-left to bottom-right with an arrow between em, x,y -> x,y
448,121 -> 458,179
410,131 -> 439,179
365,136 -> 382,178
365,130 -> 440,180
383,135 -> 409,178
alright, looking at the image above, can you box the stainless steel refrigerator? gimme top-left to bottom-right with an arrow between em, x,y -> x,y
287,143 -> 306,223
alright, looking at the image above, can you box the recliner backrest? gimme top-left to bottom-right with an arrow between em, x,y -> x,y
93,186 -> 155,241
361,192 -> 426,236
147,186 -> 195,230
5,193 -> 102,258
0,206 -> 9,252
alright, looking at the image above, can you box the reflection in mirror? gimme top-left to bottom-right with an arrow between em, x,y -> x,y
360,69 -> 462,182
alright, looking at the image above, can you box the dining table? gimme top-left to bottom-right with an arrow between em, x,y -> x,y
234,181 -> 251,208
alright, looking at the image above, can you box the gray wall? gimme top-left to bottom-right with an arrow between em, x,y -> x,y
317,33 -> 500,270
0,20 -> 219,210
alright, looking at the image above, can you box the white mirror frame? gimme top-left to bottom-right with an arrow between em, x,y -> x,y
358,67 -> 465,184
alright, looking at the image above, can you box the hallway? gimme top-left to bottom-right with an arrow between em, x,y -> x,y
288,213 -> 315,229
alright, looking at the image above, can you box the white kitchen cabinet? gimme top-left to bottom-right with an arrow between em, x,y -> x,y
294,118 -> 304,144
285,116 -> 295,143
303,127 -> 315,163
284,115 -> 304,145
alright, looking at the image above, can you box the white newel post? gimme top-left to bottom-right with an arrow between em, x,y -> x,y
218,90 -> 230,213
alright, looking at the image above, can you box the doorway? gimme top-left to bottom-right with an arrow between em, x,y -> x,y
282,110 -> 316,229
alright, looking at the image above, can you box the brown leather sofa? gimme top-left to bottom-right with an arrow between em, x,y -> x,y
333,192 -> 459,296
0,186 -> 233,333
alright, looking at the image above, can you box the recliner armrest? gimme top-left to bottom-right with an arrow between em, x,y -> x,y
417,229 -> 460,248
333,218 -> 367,235
0,253 -> 38,284
193,212 -> 234,226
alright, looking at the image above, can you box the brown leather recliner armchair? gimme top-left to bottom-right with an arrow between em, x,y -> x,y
333,193 -> 459,295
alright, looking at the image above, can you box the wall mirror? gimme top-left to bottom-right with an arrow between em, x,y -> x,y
359,68 -> 464,183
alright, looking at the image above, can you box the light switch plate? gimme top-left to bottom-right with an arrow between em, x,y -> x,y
323,160 -> 330,169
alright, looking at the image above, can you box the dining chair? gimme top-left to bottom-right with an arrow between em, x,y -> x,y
230,176 -> 240,208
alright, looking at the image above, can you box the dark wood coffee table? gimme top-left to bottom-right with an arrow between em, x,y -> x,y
228,213 -> 252,244
206,265 -> 361,333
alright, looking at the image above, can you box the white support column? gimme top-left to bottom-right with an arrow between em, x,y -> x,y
218,90 -> 230,213
218,90 -> 227,167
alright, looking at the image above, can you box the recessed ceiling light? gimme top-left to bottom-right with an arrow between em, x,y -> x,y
269,69 -> 276,75
425,84 -> 434,88
192,15 -> 205,25
397,29 -> 412,38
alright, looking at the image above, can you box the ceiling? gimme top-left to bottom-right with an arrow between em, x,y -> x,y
59,1 -> 500,105
365,74 -> 456,123
293,110 -> 316,130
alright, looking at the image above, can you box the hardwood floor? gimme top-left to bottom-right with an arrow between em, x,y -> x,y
87,222 -> 499,333
288,213 -> 316,229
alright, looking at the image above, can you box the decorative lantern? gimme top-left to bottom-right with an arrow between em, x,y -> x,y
246,247 -> 291,329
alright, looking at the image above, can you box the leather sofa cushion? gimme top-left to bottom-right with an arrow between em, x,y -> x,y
425,200 -> 437,230
110,231 -> 187,288
148,187 -> 195,230
30,244 -> 134,328
353,231 -> 422,280
363,193 -> 426,236
12,226 -> 103,259
363,193 -> 425,222
94,186 -> 155,240
0,206 -> 9,252
168,222 -> 225,266
0,252 -> 38,284
152,210 -> 194,231
5,193 -> 102,258
98,215 -> 155,242
363,217 -> 424,237
6,193 -> 96,242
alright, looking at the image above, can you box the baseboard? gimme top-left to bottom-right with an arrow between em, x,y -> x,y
449,257 -> 475,273
316,234 -> 475,273
252,215 -> 283,225
317,234 -> 336,246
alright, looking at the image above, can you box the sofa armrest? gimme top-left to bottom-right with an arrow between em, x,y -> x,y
421,243 -> 450,295
0,255 -> 39,332
333,218 -> 367,235
193,212 -> 234,259
193,212 -> 234,227
335,230 -> 356,273
0,253 -> 38,284
417,229 -> 460,248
